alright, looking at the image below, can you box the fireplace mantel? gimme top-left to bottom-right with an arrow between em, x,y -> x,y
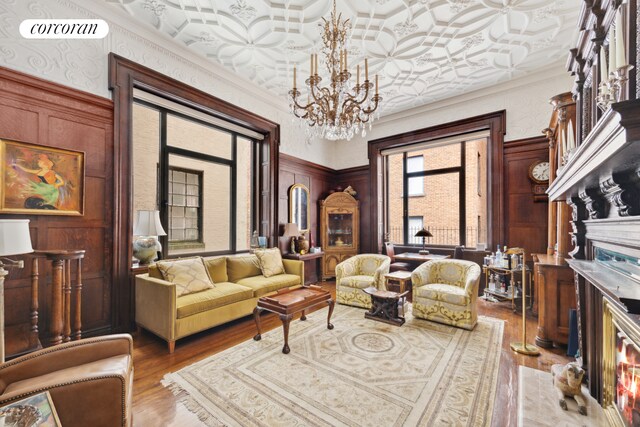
548,100 -> 640,202
568,259 -> 640,314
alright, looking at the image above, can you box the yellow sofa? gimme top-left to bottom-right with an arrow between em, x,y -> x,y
135,254 -> 304,352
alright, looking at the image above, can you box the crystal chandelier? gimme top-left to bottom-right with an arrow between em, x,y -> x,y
288,0 -> 382,141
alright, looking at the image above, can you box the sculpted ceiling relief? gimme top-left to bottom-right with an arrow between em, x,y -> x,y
107,0 -> 579,116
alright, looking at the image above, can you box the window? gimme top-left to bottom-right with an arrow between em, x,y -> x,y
407,155 -> 424,196
385,136 -> 488,247
477,152 -> 482,196
132,97 -> 259,257
408,216 -> 423,244
168,167 -> 202,248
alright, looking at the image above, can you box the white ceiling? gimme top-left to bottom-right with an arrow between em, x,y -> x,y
105,0 -> 579,116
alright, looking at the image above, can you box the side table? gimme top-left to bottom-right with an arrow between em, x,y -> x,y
283,252 -> 323,285
363,287 -> 409,326
385,271 -> 413,302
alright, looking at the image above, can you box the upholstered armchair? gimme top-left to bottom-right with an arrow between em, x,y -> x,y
0,334 -> 133,426
336,254 -> 390,309
411,259 -> 481,330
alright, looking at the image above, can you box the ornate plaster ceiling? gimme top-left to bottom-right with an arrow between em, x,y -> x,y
106,0 -> 579,116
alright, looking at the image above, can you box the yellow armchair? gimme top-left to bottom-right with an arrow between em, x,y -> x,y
336,254 -> 390,309
411,259 -> 481,330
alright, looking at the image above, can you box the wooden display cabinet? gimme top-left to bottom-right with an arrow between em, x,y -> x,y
320,192 -> 359,279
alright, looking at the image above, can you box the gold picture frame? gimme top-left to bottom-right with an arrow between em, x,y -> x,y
0,138 -> 85,215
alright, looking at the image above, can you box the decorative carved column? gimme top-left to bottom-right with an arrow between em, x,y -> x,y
600,173 -> 640,217
567,196 -> 588,260
544,127 -> 558,255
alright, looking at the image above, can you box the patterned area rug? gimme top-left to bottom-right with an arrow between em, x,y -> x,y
163,306 -> 504,426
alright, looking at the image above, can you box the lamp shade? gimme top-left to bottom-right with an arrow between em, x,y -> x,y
133,210 -> 166,236
0,219 -> 34,256
283,223 -> 300,237
414,227 -> 433,238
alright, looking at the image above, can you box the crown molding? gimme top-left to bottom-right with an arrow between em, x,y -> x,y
376,62 -> 571,125
65,0 -> 290,113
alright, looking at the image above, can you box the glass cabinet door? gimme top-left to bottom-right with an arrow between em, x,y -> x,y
328,213 -> 354,247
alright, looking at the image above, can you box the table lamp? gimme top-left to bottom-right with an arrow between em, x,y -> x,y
283,223 -> 300,254
0,219 -> 34,362
505,247 -> 539,356
414,228 -> 433,255
133,210 -> 167,265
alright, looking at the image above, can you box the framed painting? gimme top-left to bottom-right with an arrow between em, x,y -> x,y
0,139 -> 84,215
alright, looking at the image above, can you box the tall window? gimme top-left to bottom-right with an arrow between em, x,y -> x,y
132,96 -> 259,257
385,137 -> 488,247
407,155 -> 424,196
168,167 -> 202,247
408,216 -> 423,244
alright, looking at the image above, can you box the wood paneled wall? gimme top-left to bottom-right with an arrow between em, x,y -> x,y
278,154 -> 334,252
334,166 -> 372,253
278,155 -> 373,254
503,136 -> 549,256
0,67 -> 114,345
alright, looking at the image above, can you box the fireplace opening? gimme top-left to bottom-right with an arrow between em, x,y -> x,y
616,330 -> 640,426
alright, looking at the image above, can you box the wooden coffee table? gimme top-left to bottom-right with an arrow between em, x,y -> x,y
253,285 -> 335,354
364,287 -> 409,326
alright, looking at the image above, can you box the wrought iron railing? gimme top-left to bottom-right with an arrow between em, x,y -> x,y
388,226 -> 484,247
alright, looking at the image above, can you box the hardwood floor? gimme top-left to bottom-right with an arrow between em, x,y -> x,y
131,282 -> 570,426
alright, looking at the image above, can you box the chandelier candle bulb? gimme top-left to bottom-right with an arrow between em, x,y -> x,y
310,54 -> 313,77
600,48 -> 609,81
314,54 -> 318,76
293,65 -> 296,90
609,26 -> 617,72
567,119 -> 575,151
376,74 -> 378,95
365,58 -> 369,80
616,9 -> 626,67
357,64 -> 360,86
344,49 -> 347,71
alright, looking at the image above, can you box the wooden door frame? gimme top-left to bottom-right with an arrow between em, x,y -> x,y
108,53 -> 280,331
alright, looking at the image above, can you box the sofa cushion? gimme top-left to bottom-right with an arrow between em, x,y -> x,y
254,248 -> 285,278
339,275 -> 375,289
176,282 -> 254,319
227,255 -> 262,282
416,283 -> 468,306
203,256 -> 228,283
236,274 -> 301,297
156,258 -> 214,297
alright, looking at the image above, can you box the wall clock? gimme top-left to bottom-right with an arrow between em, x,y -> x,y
528,160 -> 550,184
528,160 -> 549,202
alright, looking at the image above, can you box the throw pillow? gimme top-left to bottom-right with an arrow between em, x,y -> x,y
254,248 -> 285,278
156,257 -> 215,297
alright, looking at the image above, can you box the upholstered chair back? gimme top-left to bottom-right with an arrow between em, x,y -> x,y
420,260 -> 481,291
357,254 -> 389,276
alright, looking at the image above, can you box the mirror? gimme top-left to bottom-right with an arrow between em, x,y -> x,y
289,184 -> 310,233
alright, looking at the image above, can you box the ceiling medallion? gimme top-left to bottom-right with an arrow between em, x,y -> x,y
230,0 -> 257,23
288,0 -> 381,141
142,0 -> 166,17
394,19 -> 419,37
447,0 -> 474,14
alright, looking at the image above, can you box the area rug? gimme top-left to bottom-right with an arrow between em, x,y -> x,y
163,306 -> 504,426
518,366 -> 606,427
